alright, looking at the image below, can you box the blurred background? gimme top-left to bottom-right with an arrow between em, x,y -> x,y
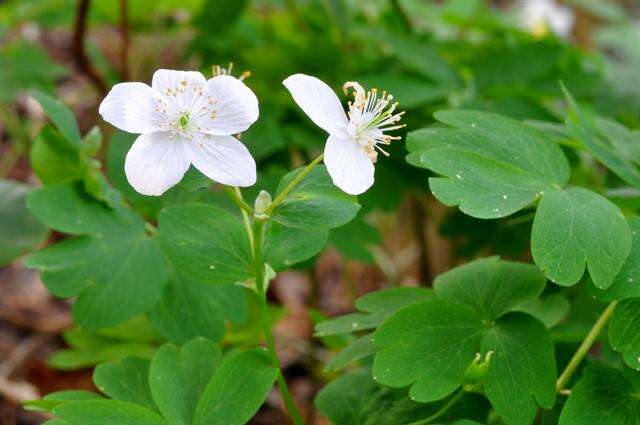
0,0 -> 639,423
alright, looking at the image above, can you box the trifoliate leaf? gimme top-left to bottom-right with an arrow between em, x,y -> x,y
434,257 -> 546,321
26,183 -> 167,329
406,110 -> 569,219
531,187 -> 631,289
93,357 -> 156,411
0,179 -> 48,266
29,89 -> 81,147
373,300 -> 485,403
52,400 -> 167,425
158,204 -> 253,285
559,365 -> 640,425
271,165 -> 360,229
609,299 -> 640,369
148,273 -> 246,344
149,338 -> 221,425
590,216 -> 640,301
263,221 -> 328,270
482,313 -> 557,425
192,348 -> 277,425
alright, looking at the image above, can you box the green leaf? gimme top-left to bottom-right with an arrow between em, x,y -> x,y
193,348 -> 277,425
26,183 -> 167,329
159,204 -> 253,285
81,126 -> 102,158
559,365 -> 640,425
515,293 -> 570,328
149,273 -> 246,344
271,165 -> 360,229
93,357 -> 156,411
358,74 -> 451,108
406,110 -> 569,219
52,400 -> 167,425
30,89 -> 81,147
590,216 -> 640,301
315,287 -> 435,337
324,334 -> 376,372
27,183 -> 140,236
372,300 -> 485,402
0,179 -> 48,266
149,338 -> 222,425
609,299 -> 640,369
564,87 -> 640,190
482,313 -> 557,425
434,257 -> 546,321
30,125 -> 83,184
24,391 -> 102,412
263,221 -> 328,270
531,187 -> 631,289
315,369 -> 488,425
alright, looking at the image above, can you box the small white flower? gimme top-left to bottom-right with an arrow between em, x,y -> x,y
283,74 -> 404,195
516,0 -> 574,39
99,69 -> 258,196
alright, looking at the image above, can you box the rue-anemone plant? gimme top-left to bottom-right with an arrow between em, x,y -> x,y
23,66 -> 405,425
19,67 -> 640,425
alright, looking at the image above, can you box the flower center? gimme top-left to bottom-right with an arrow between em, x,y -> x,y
179,112 -> 190,129
343,82 -> 405,163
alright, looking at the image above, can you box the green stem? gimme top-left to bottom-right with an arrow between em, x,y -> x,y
223,185 -> 253,215
407,389 -> 464,425
234,186 -> 254,246
265,153 -> 324,215
556,301 -> 618,392
252,220 -> 304,425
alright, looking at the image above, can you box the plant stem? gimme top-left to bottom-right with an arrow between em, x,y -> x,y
234,186 -> 254,246
556,301 -> 618,392
408,389 -> 464,425
252,220 -> 304,425
265,153 -> 324,215
223,185 -> 253,215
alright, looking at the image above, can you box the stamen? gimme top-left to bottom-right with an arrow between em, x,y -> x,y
344,80 -> 404,163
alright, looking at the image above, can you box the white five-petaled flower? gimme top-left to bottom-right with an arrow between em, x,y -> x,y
283,74 -> 404,195
99,69 -> 259,196
516,0 -> 574,39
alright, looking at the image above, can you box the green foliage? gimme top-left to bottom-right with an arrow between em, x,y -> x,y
26,183 -> 167,329
159,204 -> 252,286
271,165 -> 360,229
406,110 -> 569,219
373,258 -> 556,425
609,299 -> 640,369
531,187 -> 631,289
559,365 -> 640,425
38,338 -> 276,425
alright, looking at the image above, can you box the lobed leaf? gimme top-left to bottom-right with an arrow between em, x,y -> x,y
531,187 -> 631,289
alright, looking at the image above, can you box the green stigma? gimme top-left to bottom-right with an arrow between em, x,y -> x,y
179,112 -> 190,128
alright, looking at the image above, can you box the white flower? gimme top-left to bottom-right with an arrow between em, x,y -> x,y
283,74 -> 404,195
516,0 -> 574,39
99,69 -> 258,196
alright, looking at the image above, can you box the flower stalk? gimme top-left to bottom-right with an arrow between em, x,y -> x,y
252,219 -> 304,425
556,301 -> 618,392
265,153 -> 324,215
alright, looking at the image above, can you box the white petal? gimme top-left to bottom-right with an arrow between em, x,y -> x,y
124,132 -> 190,196
186,134 -> 256,187
283,74 -> 349,137
198,75 -> 259,136
151,69 -> 207,115
324,134 -> 374,195
99,83 -> 166,133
